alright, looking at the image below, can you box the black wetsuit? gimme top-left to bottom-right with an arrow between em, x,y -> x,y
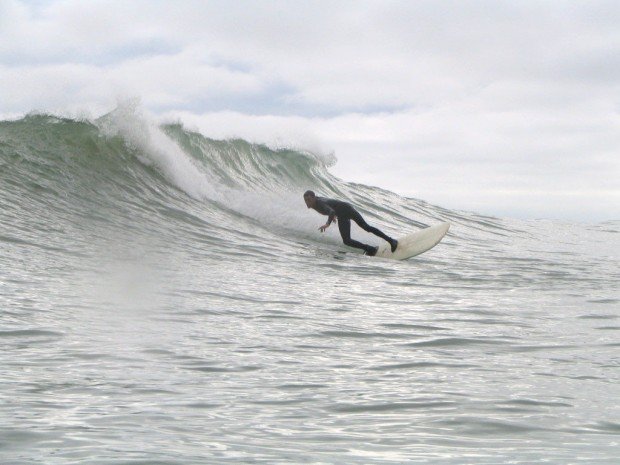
314,197 -> 393,254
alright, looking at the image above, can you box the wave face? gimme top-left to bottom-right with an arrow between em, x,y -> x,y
1,109 -> 619,464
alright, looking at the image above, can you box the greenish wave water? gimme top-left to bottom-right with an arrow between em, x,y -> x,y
1,109 -> 618,464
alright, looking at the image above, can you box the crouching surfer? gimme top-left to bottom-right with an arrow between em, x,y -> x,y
303,190 -> 398,256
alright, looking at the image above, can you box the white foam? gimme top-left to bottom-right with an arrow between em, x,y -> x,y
160,109 -> 337,167
96,101 -> 328,240
98,99 -> 217,201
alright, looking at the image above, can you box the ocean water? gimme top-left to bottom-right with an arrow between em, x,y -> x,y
1,109 -> 619,464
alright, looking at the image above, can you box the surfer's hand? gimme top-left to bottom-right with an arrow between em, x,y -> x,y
319,224 -> 329,232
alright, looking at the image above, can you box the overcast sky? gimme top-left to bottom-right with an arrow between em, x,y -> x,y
1,0 -> 619,221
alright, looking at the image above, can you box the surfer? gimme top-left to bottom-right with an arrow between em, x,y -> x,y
303,190 -> 398,256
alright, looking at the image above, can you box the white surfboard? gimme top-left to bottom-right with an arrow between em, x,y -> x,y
374,222 -> 450,260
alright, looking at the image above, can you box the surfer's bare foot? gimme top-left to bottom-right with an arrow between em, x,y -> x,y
389,239 -> 398,253
365,246 -> 378,256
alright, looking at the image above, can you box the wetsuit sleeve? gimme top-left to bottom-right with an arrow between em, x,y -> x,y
325,208 -> 336,226
314,199 -> 337,225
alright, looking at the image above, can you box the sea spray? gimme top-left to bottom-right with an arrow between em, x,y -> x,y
97,100 -> 219,201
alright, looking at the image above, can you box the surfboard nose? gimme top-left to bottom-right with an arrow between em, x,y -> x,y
374,222 -> 450,260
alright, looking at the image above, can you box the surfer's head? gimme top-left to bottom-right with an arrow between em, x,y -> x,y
303,190 -> 316,208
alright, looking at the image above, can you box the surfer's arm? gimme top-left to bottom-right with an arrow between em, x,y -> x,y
319,218 -> 334,232
314,201 -> 336,232
325,209 -> 336,226
319,212 -> 336,232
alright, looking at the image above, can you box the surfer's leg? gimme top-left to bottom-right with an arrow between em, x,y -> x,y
351,210 -> 398,252
338,217 -> 376,255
